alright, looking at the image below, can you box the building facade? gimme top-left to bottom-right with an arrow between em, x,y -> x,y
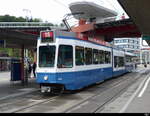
113,38 -> 141,63
140,48 -> 150,64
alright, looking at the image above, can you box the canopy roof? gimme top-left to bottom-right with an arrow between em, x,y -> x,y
118,0 -> 150,45
69,2 -> 118,21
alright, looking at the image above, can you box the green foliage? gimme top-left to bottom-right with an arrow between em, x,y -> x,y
0,14 -> 42,22
0,48 -> 20,57
0,14 -> 64,59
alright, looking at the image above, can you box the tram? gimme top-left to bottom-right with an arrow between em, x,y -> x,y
36,30 -> 135,93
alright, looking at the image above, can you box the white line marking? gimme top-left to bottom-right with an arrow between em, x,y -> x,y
138,76 -> 150,97
119,73 -> 150,113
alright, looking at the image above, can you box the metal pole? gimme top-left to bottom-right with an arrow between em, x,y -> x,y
25,49 -> 28,85
21,45 -> 24,85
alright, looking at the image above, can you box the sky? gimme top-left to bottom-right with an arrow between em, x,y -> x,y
0,0 -> 127,24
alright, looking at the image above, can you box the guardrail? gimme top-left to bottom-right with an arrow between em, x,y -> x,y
0,22 -> 66,30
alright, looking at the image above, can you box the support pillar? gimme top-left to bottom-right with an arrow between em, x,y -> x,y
24,48 -> 28,85
33,48 -> 37,63
21,45 -> 25,85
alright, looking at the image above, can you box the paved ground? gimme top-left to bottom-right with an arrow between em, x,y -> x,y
0,64 -> 150,113
100,64 -> 150,113
0,71 -> 39,100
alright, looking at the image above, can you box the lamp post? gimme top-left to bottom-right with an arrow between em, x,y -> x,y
23,9 -> 32,22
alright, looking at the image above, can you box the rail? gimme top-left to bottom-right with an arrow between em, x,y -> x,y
0,22 -> 66,30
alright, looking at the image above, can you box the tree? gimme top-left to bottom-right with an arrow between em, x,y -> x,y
0,14 -> 42,22
0,15 -> 55,58
60,23 -> 65,27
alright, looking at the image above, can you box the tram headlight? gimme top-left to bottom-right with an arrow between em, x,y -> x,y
44,76 -> 48,81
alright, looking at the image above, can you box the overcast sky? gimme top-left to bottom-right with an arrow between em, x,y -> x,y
0,0 -> 127,24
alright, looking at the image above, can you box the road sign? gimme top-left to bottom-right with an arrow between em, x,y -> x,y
142,35 -> 150,47
0,40 -> 6,48
142,35 -> 150,40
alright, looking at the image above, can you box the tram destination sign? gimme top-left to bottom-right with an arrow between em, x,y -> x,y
0,40 -> 6,48
40,31 -> 54,43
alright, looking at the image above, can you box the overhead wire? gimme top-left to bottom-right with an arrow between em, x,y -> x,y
52,0 -> 68,9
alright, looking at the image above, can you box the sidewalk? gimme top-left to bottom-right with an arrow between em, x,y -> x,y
0,71 -> 39,100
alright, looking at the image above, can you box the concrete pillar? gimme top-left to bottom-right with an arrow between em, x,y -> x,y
33,48 -> 37,63
21,45 -> 24,85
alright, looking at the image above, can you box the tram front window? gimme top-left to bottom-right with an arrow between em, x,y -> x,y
39,46 -> 56,67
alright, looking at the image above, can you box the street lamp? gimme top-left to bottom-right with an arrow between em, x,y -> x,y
23,9 -> 32,22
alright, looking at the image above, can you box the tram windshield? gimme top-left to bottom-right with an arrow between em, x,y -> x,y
39,46 -> 56,67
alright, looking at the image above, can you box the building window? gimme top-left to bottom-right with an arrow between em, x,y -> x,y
123,39 -> 128,43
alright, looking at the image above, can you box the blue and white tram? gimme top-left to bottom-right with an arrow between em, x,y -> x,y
112,48 -> 126,77
36,30 -> 134,93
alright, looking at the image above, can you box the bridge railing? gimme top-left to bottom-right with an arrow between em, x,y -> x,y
0,22 -> 66,29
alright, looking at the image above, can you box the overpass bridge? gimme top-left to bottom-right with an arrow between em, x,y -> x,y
0,22 -> 66,48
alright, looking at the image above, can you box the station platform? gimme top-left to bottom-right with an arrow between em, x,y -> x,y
0,72 -> 39,101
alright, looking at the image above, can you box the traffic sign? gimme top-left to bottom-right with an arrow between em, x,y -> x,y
142,35 -> 150,40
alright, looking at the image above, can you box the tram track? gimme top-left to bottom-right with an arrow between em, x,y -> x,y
0,69 -> 149,113
0,91 -> 58,113
3,73 -> 129,113
19,71 -> 147,113
64,70 -> 150,113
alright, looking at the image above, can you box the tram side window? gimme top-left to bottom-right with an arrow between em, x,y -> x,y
114,56 -> 125,68
114,56 -> 118,68
126,55 -> 131,63
119,57 -> 125,67
105,51 -> 111,64
93,49 -> 99,64
57,45 -> 73,68
99,50 -> 105,64
75,46 -> 84,66
85,48 -> 92,65
39,46 -> 56,67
